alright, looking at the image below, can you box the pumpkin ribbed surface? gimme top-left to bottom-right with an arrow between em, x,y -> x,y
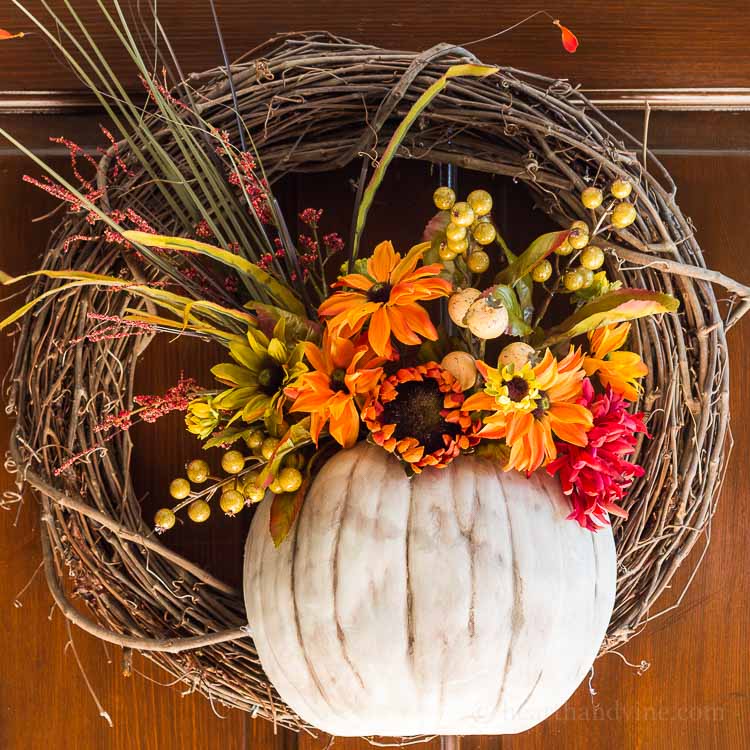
244,443 -> 616,736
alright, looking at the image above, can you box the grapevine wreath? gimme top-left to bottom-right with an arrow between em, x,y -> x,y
4,25 -> 750,736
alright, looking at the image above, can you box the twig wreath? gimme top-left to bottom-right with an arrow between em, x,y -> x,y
4,28 -> 750,734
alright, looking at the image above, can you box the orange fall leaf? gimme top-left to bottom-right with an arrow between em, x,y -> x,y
553,19 -> 578,54
0,28 -> 25,41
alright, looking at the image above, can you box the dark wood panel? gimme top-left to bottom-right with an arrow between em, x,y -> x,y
1,1 -> 750,92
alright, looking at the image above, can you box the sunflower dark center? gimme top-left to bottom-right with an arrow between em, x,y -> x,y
506,376 -> 530,402
382,379 -> 459,454
257,362 -> 284,395
330,368 -> 347,392
531,390 -> 550,420
367,281 -> 391,303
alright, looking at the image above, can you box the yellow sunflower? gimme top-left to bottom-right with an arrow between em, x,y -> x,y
208,318 -> 307,433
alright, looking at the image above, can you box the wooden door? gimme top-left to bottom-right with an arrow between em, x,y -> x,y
1,3 -> 748,749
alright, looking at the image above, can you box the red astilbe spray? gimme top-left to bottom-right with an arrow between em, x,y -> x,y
131,376 -> 202,423
23,175 -> 102,212
95,376 -> 202,433
547,379 -> 649,531
56,377 -> 203,476
98,125 -> 132,180
23,132 -> 154,253
50,136 -> 99,192
216,136 -> 273,225
69,313 -> 157,347
139,69 -> 191,112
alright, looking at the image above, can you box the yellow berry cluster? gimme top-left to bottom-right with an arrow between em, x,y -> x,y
154,428 -> 304,532
580,178 -> 637,229
433,186 -> 496,274
528,218 -> 609,293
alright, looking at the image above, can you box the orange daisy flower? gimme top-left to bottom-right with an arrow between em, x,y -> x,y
583,322 -> 648,402
317,240 -> 452,358
464,348 -> 593,474
285,332 -> 385,448
362,362 -> 480,473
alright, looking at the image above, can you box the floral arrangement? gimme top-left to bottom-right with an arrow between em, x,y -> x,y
6,171 -> 675,544
0,15 -> 678,548
151,179 -> 674,544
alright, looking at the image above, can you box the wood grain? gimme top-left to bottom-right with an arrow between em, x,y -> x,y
1,1 -> 750,91
1,4 -> 749,748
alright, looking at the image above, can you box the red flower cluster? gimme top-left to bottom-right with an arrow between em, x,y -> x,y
547,379 -> 648,530
70,312 -> 156,346
226,149 -> 273,224
133,376 -> 202,423
322,232 -> 344,255
299,207 -> 323,229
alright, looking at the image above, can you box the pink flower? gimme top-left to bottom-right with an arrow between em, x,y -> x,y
547,379 -> 649,531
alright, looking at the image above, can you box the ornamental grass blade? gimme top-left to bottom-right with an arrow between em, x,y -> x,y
0,268 -> 255,332
496,229 -> 570,286
123,231 -> 306,316
350,62 -> 497,266
122,310 -> 236,343
541,288 -> 680,346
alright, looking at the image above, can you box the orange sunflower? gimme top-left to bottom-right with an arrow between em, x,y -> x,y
318,240 -> 452,358
583,322 -> 648,402
362,362 -> 480,473
464,348 -> 593,474
284,332 -> 385,448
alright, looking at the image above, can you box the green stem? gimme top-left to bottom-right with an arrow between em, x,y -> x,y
350,63 -> 497,267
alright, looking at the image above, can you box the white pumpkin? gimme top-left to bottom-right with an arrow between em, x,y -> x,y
244,443 -> 616,737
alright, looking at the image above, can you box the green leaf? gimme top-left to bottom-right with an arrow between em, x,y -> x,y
541,288 -> 680,347
245,302 -> 321,342
339,257 -> 369,276
574,271 -> 622,302
496,230 -> 570,287
122,231 -> 306,316
258,419 -> 312,488
496,236 -> 533,322
269,482 -> 309,548
202,426 -> 253,449
351,63 -> 498,264
487,284 -> 532,337
422,210 -> 451,241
